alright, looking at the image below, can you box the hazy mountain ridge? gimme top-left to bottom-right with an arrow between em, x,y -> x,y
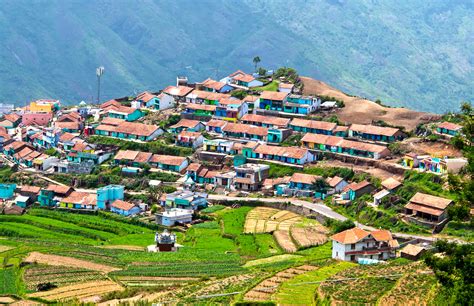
0,0 -> 472,112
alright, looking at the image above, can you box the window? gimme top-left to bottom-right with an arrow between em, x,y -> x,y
351,244 -> 355,250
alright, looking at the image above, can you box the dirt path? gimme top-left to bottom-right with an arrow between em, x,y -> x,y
317,159 -> 404,181
24,252 -> 121,273
301,77 -> 439,131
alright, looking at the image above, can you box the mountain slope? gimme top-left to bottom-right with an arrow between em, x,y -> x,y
0,0 -> 472,112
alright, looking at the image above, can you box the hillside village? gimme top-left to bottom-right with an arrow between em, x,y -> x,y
0,68 -> 472,304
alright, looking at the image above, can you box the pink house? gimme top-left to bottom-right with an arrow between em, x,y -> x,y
22,112 -> 53,126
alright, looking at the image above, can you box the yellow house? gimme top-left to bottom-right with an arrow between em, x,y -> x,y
30,101 -> 53,113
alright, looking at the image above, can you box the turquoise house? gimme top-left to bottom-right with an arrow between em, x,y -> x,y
436,122 -> 462,136
97,185 -> 124,210
15,195 -> 29,208
164,191 -> 208,210
0,184 -> 16,200
267,128 -> 291,143
38,189 -> 55,207
108,107 -> 143,122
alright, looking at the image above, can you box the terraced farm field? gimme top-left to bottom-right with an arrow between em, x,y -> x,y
23,265 -> 106,290
243,207 -> 328,253
28,280 -> 123,302
318,261 -> 435,305
0,206 -> 438,305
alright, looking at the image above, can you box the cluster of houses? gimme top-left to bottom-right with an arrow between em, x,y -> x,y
0,181 -> 209,223
0,183 -> 142,215
0,69 -> 465,234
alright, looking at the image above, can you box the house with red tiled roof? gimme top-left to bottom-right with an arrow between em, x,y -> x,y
149,154 -> 189,173
185,90 -> 231,105
241,114 -> 290,129
114,149 -> 188,173
436,121 -> 463,137
404,192 -> 453,227
340,180 -> 375,201
290,118 -> 336,135
0,113 -> 21,129
176,131 -> 204,149
301,133 -> 391,160
134,91 -> 175,110
163,85 -> 194,102
169,119 -> 205,134
106,105 -> 143,122
241,143 -> 315,165
205,119 -> 228,133
256,91 -> 289,112
59,191 -> 98,209
331,228 -> 398,262
348,124 -> 405,143
95,121 -> 163,141
220,70 -> 263,88
200,78 -> 233,93
100,99 -> 122,110
111,199 -> 141,216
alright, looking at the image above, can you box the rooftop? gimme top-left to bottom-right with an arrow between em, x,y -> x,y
259,91 -> 288,101
241,114 -> 290,127
290,118 -> 336,131
350,124 -> 402,137
408,192 -> 453,210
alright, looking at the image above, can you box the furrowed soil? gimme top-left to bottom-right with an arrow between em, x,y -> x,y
24,252 -> 120,273
244,265 -> 317,302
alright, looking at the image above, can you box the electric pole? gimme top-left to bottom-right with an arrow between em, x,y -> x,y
96,66 -> 105,104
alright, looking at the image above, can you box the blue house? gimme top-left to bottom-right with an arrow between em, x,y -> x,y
111,199 -> 141,216
257,91 -> 288,111
284,95 -> 320,115
201,78 -> 234,93
97,185 -> 124,210
0,184 -> 16,200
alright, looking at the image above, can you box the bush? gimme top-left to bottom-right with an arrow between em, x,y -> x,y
231,90 -> 247,99
326,219 -> 355,234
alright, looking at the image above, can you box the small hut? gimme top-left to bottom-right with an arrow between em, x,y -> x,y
155,230 -> 177,252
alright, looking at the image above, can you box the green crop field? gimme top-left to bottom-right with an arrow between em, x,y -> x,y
0,206 -> 434,304
0,268 -> 20,295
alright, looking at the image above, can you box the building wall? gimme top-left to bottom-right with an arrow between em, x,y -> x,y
158,94 -> 175,110
30,102 -> 53,113
22,113 -> 52,126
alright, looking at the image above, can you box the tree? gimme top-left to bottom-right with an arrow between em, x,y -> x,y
424,241 -> 474,305
311,178 -> 330,194
252,56 -> 261,72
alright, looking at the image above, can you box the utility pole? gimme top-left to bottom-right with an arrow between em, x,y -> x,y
96,66 -> 105,104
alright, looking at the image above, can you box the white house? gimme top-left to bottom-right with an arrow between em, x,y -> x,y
156,93 -> 175,110
330,228 -> 398,262
326,176 -> 348,193
220,70 -> 263,88
155,208 -> 193,226
278,83 -> 294,93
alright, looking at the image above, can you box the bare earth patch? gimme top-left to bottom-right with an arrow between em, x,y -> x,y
273,230 -> 298,253
301,77 -> 439,131
291,226 -> 328,248
0,297 -> 16,303
24,252 -> 121,273
0,245 -> 13,253
28,280 -> 123,302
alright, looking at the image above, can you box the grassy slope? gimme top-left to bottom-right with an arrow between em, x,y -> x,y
275,262 -> 355,305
